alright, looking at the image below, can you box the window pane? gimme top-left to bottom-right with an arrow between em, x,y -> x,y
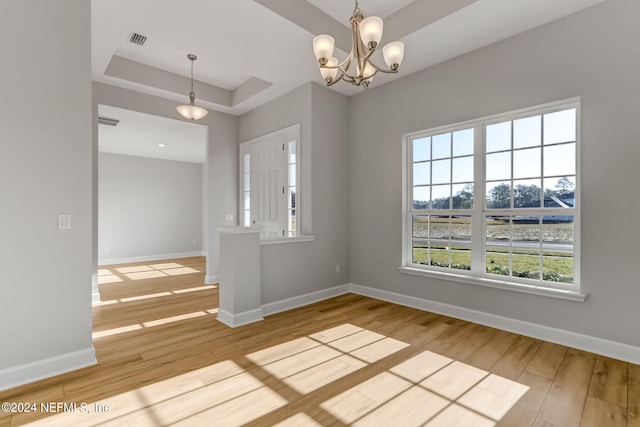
412,215 -> 429,238
431,185 -> 450,209
288,187 -> 296,209
544,177 -> 575,208
451,216 -> 472,270
453,128 -> 474,156
413,162 -> 430,186
430,216 -> 450,240
511,217 -> 541,280
513,115 -> 541,149
243,153 -> 250,171
243,173 -> 250,191
289,164 -> 296,185
288,140 -> 296,164
544,108 -> 576,145
432,159 -> 451,184
542,216 -> 574,283
543,256 -> 573,283
486,182 -> 511,209
544,143 -> 575,176
244,192 -> 250,210
413,186 -> 430,210
514,179 -> 541,208
512,216 -> 540,244
452,156 -> 473,183
430,248 -> 449,268
289,209 -> 296,234
486,151 -> 511,181
486,217 -> 510,276
513,147 -> 540,179
413,137 -> 431,162
486,121 -> 511,152
430,216 -> 450,268
244,210 -> 251,227
452,183 -> 474,209
432,133 -> 451,159
512,254 -> 540,279
412,242 -> 429,265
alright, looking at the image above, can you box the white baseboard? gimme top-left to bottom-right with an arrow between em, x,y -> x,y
204,275 -> 220,285
0,347 -> 97,392
262,284 -> 351,317
99,251 -> 205,266
92,292 -> 101,304
217,308 -> 264,328
348,283 -> 640,365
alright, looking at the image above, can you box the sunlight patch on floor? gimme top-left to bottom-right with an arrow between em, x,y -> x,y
92,310 -> 215,340
97,262 -> 201,284
92,283 -> 216,307
35,324 -> 528,427
247,323 -> 409,394
323,349 -> 529,426
24,360 -> 287,427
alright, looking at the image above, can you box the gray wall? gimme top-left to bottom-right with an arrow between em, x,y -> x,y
0,0 -> 94,372
98,153 -> 203,264
238,83 -> 350,304
93,82 -> 239,284
348,0 -> 640,347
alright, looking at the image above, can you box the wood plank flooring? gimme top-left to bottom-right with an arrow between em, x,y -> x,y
0,256 -> 638,426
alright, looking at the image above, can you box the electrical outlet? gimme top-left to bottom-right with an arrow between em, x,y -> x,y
58,214 -> 71,230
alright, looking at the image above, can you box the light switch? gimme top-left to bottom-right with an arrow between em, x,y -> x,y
225,213 -> 234,221
58,214 -> 71,230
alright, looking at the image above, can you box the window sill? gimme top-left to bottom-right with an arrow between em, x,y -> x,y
260,235 -> 316,245
398,266 -> 587,302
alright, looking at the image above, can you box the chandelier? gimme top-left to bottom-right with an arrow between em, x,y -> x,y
312,0 -> 405,87
176,54 -> 208,120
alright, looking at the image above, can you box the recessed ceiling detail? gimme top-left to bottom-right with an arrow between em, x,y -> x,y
92,0 -> 607,115
104,55 -> 272,109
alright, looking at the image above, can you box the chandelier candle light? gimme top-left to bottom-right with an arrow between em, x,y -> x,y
176,54 -> 208,120
312,0 -> 405,87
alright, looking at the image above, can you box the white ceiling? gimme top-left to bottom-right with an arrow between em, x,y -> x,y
93,0 -> 606,161
98,105 -> 207,163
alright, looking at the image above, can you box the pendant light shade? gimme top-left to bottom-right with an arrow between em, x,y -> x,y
176,102 -> 208,121
177,54 -> 208,121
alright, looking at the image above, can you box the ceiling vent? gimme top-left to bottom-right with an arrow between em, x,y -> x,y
98,116 -> 120,127
128,32 -> 147,46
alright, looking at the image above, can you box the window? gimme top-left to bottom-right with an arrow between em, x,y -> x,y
404,99 -> 579,293
240,124 -> 300,238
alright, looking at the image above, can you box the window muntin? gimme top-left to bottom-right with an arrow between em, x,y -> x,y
406,100 -> 579,289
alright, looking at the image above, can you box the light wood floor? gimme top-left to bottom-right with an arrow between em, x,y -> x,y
1,256 -> 638,426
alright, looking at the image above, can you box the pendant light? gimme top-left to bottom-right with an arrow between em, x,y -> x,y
176,54 -> 208,120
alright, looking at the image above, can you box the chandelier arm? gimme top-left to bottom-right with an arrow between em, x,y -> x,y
365,58 -> 399,75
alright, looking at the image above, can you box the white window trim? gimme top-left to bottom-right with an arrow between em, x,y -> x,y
240,123 -> 314,244
402,98 -> 585,301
